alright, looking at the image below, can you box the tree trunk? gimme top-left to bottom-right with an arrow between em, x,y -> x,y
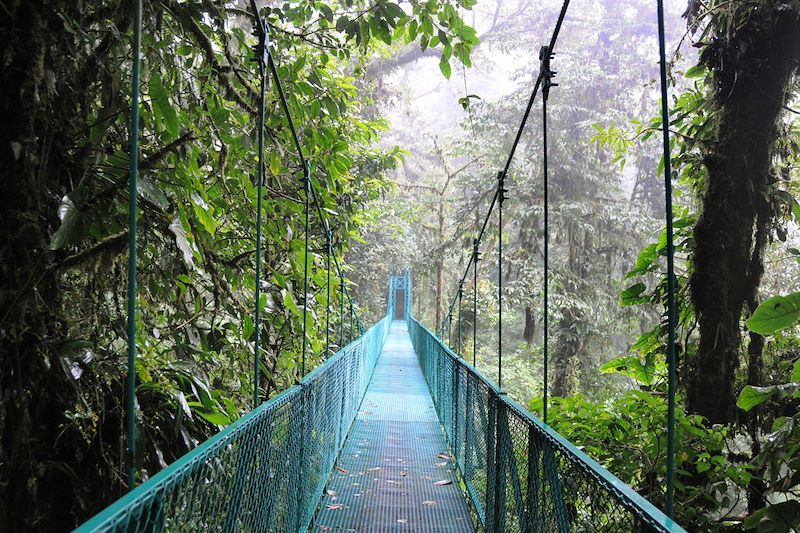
551,306 -> 583,397
523,306 -> 536,346
687,6 -> 800,423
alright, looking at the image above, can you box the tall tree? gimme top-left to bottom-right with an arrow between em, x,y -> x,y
686,0 -> 800,423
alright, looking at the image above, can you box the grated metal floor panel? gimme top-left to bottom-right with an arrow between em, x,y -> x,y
313,321 -> 475,532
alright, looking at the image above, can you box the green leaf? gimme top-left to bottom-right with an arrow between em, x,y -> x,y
744,500 -> 800,532
336,16 -> 350,32
619,283 -> 647,306
625,243 -> 658,279
685,65 -> 706,79
195,410 -> 231,427
191,193 -> 217,235
283,290 -> 301,317
243,314 -> 254,341
49,195 -> 85,250
439,56 -> 451,79
169,217 -> 195,269
149,75 -> 179,139
599,356 -> 655,386
745,293 -> 800,335
139,177 -> 169,210
737,383 -> 800,411
737,386 -> 775,411
269,153 -> 281,176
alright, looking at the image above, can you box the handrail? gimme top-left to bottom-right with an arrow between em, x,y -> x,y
75,316 -> 391,533
408,315 -> 686,533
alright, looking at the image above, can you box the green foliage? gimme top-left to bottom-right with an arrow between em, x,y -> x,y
531,391 -> 747,529
745,292 -> 800,335
0,0 -> 476,528
737,362 -> 800,532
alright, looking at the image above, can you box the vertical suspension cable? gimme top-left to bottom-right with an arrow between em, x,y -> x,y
457,282 -> 463,354
540,45 -> 557,424
656,0 -> 677,517
326,234 -> 331,357
350,302 -> 354,342
339,274 -> 345,347
301,162 -> 311,379
543,92 -> 549,425
252,7 -> 269,407
126,0 -> 143,491
472,239 -> 479,367
498,171 -> 506,389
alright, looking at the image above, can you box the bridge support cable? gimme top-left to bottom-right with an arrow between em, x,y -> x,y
540,44 -> 557,424
457,282 -> 463,354
248,1 -> 365,384
126,0 -> 143,491
435,0 -> 573,391
656,0 -> 678,518
431,0 -> 679,519
252,4 -> 269,405
498,170 -> 507,389
301,163 -> 311,378
473,239 -> 479,366
326,233 -> 332,357
339,274 -> 345,346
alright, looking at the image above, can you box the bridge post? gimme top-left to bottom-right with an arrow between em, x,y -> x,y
453,364 -> 461,465
484,391 -> 511,532
291,386 -> 309,531
485,392 -> 498,531
526,427 -> 541,532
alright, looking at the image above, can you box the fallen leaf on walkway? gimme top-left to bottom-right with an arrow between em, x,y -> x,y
367,467 -> 381,471
397,519 -> 408,524
326,490 -> 337,497
317,526 -> 332,531
437,453 -> 452,460
422,500 -> 436,507
434,479 -> 453,486
326,504 -> 343,511
336,467 -> 349,474
435,462 -> 447,467
400,471 -> 407,477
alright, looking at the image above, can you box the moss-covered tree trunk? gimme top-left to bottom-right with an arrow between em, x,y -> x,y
0,2 -> 120,529
687,3 -> 800,424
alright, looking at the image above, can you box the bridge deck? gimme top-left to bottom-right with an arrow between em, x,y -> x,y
313,321 -> 474,532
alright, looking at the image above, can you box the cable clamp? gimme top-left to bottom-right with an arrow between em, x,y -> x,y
473,239 -> 481,262
252,11 -> 270,70
497,171 -> 508,203
539,45 -> 558,101
303,161 -> 311,191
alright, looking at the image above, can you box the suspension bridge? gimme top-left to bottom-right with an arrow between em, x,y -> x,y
77,275 -> 682,532
75,0 -> 685,529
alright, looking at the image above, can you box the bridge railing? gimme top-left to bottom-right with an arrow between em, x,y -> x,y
76,316 -> 391,533
408,316 -> 685,533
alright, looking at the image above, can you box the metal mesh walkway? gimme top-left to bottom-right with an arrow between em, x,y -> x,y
313,321 -> 475,532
